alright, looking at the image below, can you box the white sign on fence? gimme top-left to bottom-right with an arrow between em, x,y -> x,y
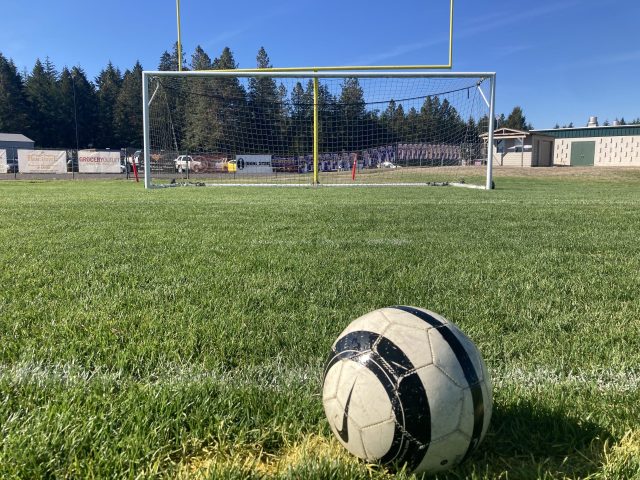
18,149 -> 67,174
0,149 -> 6,172
234,155 -> 273,174
78,150 -> 121,173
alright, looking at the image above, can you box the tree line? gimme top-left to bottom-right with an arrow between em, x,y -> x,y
155,46 -> 494,157
3,43 -> 635,151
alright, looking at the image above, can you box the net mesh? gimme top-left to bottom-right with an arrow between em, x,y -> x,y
147,74 -> 491,185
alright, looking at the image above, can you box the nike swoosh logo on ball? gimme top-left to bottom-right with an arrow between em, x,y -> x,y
336,383 -> 355,443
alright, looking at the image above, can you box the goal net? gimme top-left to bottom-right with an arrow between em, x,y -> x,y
143,71 -> 495,188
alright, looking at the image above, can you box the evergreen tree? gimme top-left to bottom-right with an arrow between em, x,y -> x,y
381,100 -> 405,145
247,47 -> 286,153
70,66 -> 98,148
504,106 -> 531,130
405,107 -> 421,142
24,57 -> 60,147
95,62 -> 123,147
213,47 -> 247,154
290,81 -> 313,154
158,51 -> 173,71
114,62 -> 144,147
0,53 -> 29,134
420,96 -> 442,142
179,46 -> 214,151
338,77 -> 366,151
190,46 -> 212,70
477,114 -> 490,138
158,43 -> 187,71
57,68 -> 79,148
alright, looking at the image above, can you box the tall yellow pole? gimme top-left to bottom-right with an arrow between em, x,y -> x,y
448,0 -> 454,68
313,75 -> 319,185
176,0 -> 183,71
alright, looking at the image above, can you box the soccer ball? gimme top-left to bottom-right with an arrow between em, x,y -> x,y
322,306 -> 492,474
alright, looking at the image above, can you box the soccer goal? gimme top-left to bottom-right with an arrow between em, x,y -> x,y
142,70 -> 495,188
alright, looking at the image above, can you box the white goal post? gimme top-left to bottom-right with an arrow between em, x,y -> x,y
142,70 -> 495,189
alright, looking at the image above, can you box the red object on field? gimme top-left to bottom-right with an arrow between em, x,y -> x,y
132,160 -> 139,182
352,155 -> 357,180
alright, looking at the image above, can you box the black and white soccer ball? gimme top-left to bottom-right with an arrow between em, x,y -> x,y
322,306 -> 492,474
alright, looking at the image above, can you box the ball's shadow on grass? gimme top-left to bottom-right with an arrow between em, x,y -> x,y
435,400 -> 610,479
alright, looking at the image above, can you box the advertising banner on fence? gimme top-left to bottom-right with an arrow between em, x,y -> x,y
0,149 -> 6,172
234,155 -> 273,174
18,149 -> 67,174
78,150 -> 121,173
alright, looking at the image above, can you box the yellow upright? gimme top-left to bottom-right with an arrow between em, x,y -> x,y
313,76 -> 319,185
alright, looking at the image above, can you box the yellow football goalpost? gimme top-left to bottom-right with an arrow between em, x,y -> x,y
174,0 -> 455,72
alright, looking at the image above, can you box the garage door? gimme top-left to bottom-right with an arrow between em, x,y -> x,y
570,141 -> 595,166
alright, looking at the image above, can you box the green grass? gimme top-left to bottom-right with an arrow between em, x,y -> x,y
1,170 -> 640,479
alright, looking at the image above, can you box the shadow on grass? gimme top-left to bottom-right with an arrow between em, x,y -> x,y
435,400 -> 610,480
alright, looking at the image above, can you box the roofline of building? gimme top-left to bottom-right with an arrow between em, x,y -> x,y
532,124 -> 640,133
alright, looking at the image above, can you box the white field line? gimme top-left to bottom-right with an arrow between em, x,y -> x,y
1,362 -> 639,393
250,238 -> 411,247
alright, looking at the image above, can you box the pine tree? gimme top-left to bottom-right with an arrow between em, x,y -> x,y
420,96 -> 442,142
213,47 -> 247,154
57,68 -> 79,148
504,106 -> 531,131
338,77 -> 366,151
381,100 -> 404,145
190,46 -> 212,70
0,53 -> 29,134
158,43 -> 187,71
247,47 -> 286,153
95,62 -> 123,147
70,66 -> 98,148
24,57 -> 60,147
183,47 -> 222,152
114,62 -> 144,147
290,81 -> 313,154
158,51 -> 173,71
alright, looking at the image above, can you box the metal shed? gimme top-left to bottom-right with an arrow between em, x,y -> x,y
532,125 -> 640,167
0,133 -> 35,160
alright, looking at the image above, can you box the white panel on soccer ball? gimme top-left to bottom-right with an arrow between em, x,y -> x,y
378,307 -> 435,330
322,359 -> 345,401
428,327 -> 471,388
337,309 -> 391,339
379,323 -> 433,370
416,430 -> 470,474
457,386 -> 476,437
360,418 -> 396,460
415,364 -> 463,441
334,360 -> 364,409
381,306 -> 451,328
323,397 -> 367,459
347,363 -> 393,429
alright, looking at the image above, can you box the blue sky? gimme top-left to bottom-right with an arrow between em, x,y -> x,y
2,0 -> 639,129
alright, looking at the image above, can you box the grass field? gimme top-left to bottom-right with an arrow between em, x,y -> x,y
1,169 -> 640,479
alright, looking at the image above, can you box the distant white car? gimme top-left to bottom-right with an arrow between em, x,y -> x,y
174,155 -> 201,172
380,161 -> 398,169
